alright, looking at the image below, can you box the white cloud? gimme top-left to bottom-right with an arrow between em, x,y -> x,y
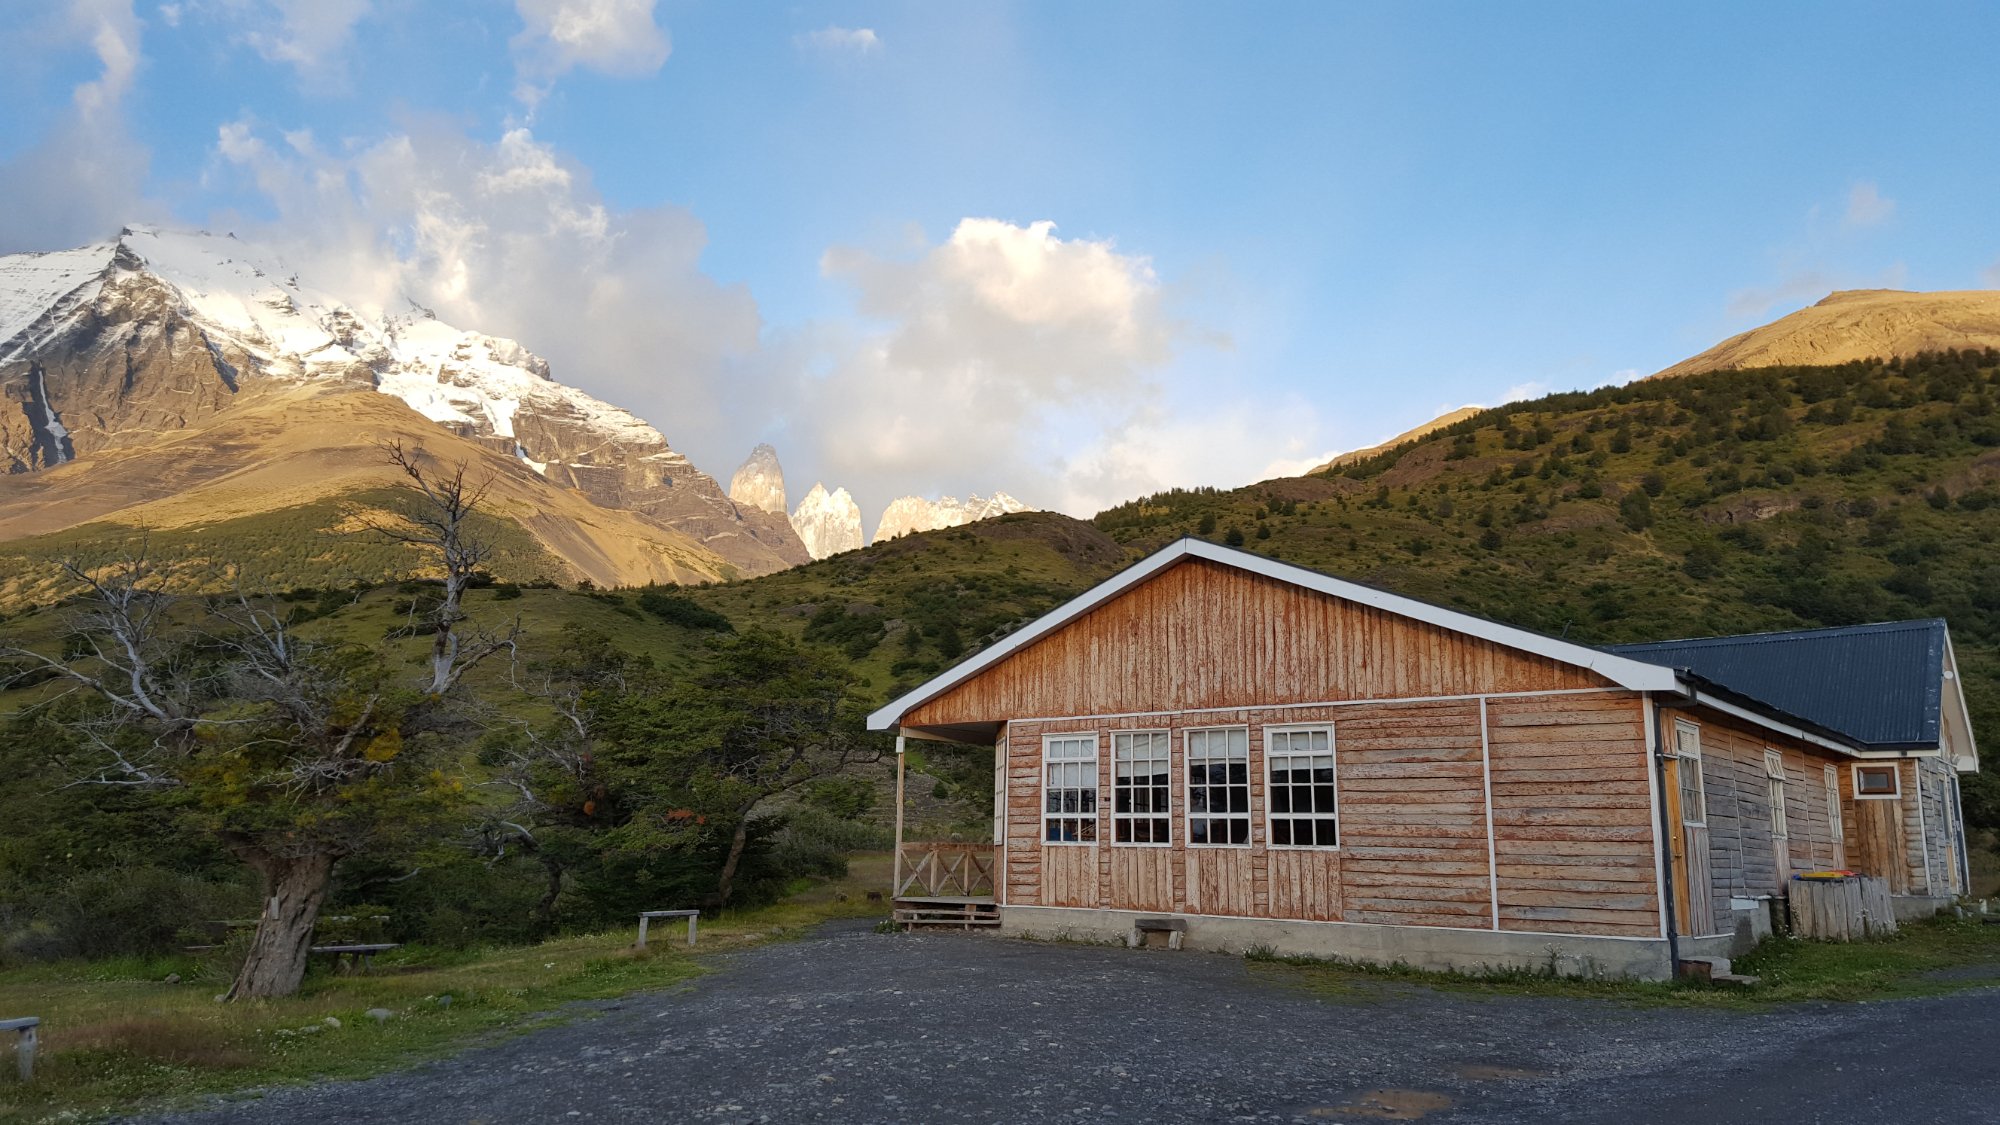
785,218 -> 1186,514
0,0 -> 153,253
1843,181 -> 1895,229
206,117 -> 763,468
512,0 -> 670,106
246,0 -> 370,84
1983,258 -> 2000,288
795,26 -> 880,54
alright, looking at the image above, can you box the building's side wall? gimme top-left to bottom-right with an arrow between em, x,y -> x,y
907,558 -> 1613,728
1004,690 -> 1660,939
1661,704 -> 1931,925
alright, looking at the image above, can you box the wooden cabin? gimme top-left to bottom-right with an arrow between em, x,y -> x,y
870,539 -> 1979,979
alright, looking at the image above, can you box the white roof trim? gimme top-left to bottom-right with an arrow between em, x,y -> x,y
868,538 -> 1680,732
1941,633 -> 1980,772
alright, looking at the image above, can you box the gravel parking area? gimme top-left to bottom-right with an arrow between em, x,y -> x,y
148,920 -> 2000,1124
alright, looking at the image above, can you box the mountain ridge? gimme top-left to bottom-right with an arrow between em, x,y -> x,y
1651,288 -> 2000,380
0,227 -> 808,579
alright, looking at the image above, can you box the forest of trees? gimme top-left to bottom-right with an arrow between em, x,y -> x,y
0,447 -> 894,998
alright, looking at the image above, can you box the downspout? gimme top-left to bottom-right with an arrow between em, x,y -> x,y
1649,696 -> 1682,977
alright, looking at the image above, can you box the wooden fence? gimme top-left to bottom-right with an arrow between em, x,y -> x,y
1789,875 -> 1898,941
895,842 -> 996,900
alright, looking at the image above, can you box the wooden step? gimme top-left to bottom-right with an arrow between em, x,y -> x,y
893,903 -> 1001,931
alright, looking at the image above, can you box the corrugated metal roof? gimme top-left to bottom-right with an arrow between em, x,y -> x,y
1606,619 -> 1946,750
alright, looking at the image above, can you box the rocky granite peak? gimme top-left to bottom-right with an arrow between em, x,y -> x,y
790,482 -> 864,560
871,492 -> 1031,543
728,444 -> 789,516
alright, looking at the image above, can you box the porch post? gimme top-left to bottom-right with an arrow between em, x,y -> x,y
891,733 -> 906,901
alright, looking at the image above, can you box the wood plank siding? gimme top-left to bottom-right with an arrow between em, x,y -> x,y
1004,691 -> 1659,937
1659,704 -> 1910,930
1485,695 -> 1659,938
906,558 -> 1613,729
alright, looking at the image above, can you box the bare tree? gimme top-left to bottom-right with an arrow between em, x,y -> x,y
1,446 -> 525,999
373,440 -> 518,695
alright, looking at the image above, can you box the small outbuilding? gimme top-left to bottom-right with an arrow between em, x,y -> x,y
870,538 -> 1978,978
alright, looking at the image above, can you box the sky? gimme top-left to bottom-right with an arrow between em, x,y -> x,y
3,1 -> 1998,522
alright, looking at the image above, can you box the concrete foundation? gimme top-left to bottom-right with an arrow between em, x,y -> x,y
1000,905 -> 1679,981
1891,895 -> 1954,922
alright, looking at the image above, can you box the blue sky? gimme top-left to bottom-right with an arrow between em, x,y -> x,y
3,1 -> 1997,519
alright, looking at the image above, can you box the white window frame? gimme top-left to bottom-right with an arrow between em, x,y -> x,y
1674,720 -> 1707,827
1852,762 -> 1902,800
1110,730 -> 1173,847
1824,763 -> 1844,847
1764,749 -> 1788,840
1264,723 -> 1339,850
1041,733 -> 1100,845
1184,726 -> 1251,848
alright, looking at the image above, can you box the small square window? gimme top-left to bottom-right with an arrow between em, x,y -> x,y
1853,764 -> 1901,799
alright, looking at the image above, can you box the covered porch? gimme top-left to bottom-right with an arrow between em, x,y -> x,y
890,728 -> 1002,930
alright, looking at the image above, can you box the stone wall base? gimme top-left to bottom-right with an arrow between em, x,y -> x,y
999,905 -> 1678,981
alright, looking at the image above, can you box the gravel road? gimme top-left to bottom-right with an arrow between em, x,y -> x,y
147,920 -> 2000,1124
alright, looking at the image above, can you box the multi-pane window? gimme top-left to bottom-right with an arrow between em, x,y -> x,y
1674,721 -> 1706,826
1043,735 -> 1098,843
1824,764 -> 1844,848
1111,732 -> 1171,844
1266,726 -> 1337,848
1186,727 -> 1250,846
1765,749 -> 1788,840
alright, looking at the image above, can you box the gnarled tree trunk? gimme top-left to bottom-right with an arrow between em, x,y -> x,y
714,805 -> 757,907
227,850 -> 337,1000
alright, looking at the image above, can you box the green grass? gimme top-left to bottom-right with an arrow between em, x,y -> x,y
0,856 -> 893,1123
1248,913 -> 2000,1009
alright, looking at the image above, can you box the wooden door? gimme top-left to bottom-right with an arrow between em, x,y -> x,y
1668,723 -> 1716,936
1656,756 -> 1720,932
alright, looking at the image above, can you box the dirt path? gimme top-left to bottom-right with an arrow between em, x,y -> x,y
146,921 -> 2000,1124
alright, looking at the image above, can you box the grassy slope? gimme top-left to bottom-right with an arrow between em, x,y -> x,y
1094,351 -> 2000,759
0,490 -> 573,609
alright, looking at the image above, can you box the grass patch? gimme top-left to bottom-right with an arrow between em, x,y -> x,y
0,858 -> 891,1122
1248,914 -> 2000,1009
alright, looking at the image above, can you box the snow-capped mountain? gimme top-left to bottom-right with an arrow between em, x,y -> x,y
872,492 -> 1032,543
790,482 -> 864,560
0,228 -> 806,575
728,443 -> 788,516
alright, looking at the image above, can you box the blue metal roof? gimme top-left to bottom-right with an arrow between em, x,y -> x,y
1605,619 -> 1947,750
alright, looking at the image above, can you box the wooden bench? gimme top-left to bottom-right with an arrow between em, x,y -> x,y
308,943 -> 400,973
2,1017 -> 38,1082
636,910 -> 700,949
1130,917 -> 1187,950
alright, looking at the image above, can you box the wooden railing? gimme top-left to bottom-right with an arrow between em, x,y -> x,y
895,842 -> 997,899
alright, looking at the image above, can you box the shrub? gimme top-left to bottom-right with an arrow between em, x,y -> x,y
637,589 -> 735,631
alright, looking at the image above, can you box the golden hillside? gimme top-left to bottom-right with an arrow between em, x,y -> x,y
0,383 -> 735,588
1653,288 -> 2000,379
